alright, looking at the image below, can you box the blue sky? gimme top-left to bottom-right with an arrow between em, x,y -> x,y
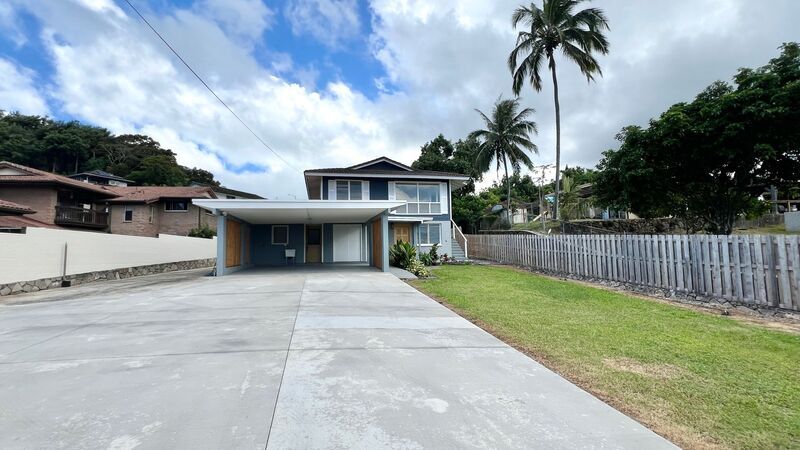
1,0 -> 798,198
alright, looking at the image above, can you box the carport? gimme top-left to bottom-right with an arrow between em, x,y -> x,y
193,200 -> 405,275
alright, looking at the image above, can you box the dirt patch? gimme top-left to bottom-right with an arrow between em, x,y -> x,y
603,357 -> 685,380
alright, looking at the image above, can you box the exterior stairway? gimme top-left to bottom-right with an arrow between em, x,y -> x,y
450,241 -> 467,261
450,220 -> 469,261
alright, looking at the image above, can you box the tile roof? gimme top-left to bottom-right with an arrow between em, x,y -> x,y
0,198 -> 35,214
0,161 -> 117,196
104,186 -> 217,203
0,214 -> 59,229
190,182 -> 264,199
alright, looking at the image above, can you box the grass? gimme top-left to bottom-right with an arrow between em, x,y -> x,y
411,265 -> 800,450
734,223 -> 800,235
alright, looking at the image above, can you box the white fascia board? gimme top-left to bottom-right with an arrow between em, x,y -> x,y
192,199 -> 406,211
304,172 -> 469,181
387,216 -> 433,222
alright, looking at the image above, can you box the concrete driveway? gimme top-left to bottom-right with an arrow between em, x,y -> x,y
0,267 -> 675,449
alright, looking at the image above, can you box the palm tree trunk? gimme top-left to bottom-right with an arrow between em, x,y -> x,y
550,59 -> 561,221
503,157 -> 511,224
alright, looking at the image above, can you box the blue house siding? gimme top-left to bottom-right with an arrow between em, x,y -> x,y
251,224 -> 305,266
321,176 -> 388,200
322,223 -> 334,263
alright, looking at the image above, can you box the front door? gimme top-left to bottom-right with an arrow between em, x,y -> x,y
394,223 -> 411,244
306,225 -> 321,263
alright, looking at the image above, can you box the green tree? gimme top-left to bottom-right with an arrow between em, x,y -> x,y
452,193 -> 491,233
469,97 -> 538,220
595,43 -> 800,233
412,134 -> 483,194
508,0 -> 610,220
129,155 -> 189,186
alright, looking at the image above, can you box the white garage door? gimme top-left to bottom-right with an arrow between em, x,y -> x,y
332,224 -> 363,262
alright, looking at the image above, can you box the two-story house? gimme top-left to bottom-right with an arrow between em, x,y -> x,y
0,161 -> 117,230
194,156 -> 469,275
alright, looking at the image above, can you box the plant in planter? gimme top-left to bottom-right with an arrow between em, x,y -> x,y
407,259 -> 431,277
389,241 -> 417,268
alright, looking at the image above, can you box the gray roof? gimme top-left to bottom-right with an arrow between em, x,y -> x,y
303,168 -> 468,178
69,170 -> 133,183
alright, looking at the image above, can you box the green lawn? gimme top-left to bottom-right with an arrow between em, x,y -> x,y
411,265 -> 800,450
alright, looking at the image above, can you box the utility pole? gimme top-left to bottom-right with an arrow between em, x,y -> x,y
533,163 -> 554,232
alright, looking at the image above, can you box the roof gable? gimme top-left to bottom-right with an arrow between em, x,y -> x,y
348,157 -> 412,171
0,161 -> 118,197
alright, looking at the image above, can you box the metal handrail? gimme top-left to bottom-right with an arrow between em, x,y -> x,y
451,219 -> 468,259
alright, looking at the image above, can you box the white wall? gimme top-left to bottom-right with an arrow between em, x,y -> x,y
0,228 -> 216,284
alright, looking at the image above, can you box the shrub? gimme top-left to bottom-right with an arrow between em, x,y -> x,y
188,223 -> 216,239
429,243 -> 439,261
389,241 -> 416,268
420,252 -> 434,266
407,259 -> 430,277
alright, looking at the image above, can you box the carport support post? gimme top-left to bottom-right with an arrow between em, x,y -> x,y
381,211 -> 389,272
216,214 -> 226,276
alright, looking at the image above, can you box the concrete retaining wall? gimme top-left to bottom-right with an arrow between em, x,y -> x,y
0,227 -> 216,285
0,258 -> 215,296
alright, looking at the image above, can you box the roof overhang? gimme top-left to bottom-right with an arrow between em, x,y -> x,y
388,216 -> 433,223
192,199 -> 406,225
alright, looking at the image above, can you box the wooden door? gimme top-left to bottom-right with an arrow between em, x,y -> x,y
225,219 -> 241,268
306,225 -> 321,263
394,223 -> 411,243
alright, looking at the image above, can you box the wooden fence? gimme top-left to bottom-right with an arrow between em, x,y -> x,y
467,234 -> 800,311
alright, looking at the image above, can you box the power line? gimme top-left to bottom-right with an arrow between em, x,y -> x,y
121,0 -> 299,172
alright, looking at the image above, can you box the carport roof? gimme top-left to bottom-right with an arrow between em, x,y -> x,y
192,199 -> 406,224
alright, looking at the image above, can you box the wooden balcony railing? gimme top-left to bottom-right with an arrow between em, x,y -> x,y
54,205 -> 109,228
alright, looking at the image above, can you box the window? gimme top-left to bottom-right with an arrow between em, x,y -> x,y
148,205 -> 155,223
419,223 -> 441,245
123,206 -> 133,223
395,183 -> 440,214
165,200 -> 188,212
335,180 -> 363,200
272,225 -> 289,245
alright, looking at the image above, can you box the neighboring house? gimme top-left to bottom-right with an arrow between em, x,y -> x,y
104,186 -> 217,237
189,182 -> 264,200
0,199 -> 57,232
68,170 -> 133,187
0,161 -> 117,230
195,156 -> 470,275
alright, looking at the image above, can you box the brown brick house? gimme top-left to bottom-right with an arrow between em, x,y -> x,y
0,161 -> 117,230
104,186 -> 217,237
0,198 -> 58,232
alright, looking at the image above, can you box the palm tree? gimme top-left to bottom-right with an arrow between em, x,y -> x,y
469,98 -> 538,223
508,0 -> 609,220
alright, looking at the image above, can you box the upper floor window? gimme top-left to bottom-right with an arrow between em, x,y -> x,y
395,182 -> 440,214
336,180 -> 362,200
165,200 -> 188,212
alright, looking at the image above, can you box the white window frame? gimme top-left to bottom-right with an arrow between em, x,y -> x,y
148,205 -> 155,223
164,200 -> 189,212
418,223 -> 441,245
122,205 -> 133,223
335,180 -> 364,200
394,182 -> 441,215
272,225 -> 289,245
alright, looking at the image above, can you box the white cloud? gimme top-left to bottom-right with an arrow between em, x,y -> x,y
0,59 -> 49,116
196,0 -> 274,42
284,0 -> 361,48
3,0 -> 798,198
